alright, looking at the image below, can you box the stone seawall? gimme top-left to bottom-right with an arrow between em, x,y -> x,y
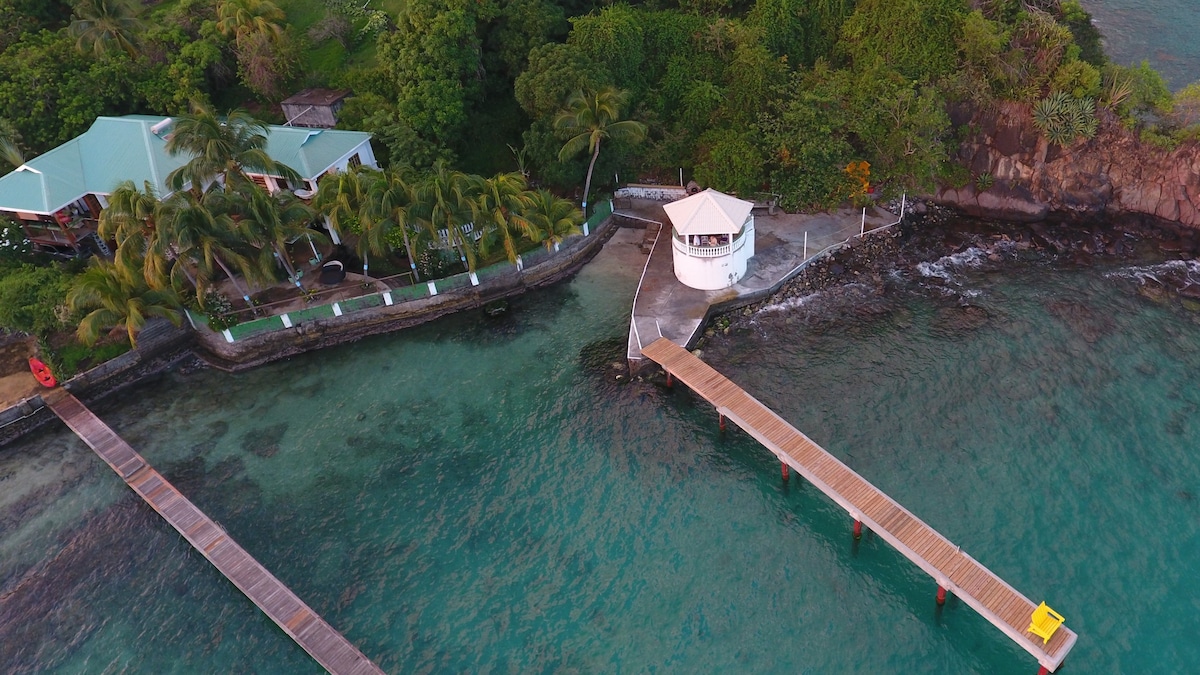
193,216 -> 619,372
0,322 -> 194,447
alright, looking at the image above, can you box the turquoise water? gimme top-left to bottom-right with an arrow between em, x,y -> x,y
1080,0 -> 1199,89
4,228 -> 1200,673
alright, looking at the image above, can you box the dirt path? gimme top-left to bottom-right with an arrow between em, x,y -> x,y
0,336 -> 40,408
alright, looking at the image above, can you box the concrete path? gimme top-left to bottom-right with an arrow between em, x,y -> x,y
626,199 -> 901,367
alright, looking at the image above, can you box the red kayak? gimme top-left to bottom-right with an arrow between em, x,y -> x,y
28,357 -> 57,388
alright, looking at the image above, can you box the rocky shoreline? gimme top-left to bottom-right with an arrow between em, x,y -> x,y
693,204 -> 1200,350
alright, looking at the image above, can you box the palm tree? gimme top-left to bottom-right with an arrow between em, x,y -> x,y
216,0 -> 285,46
165,104 -> 300,196
98,180 -> 160,277
475,172 -> 537,264
226,184 -> 321,289
555,86 -> 646,216
154,191 -> 258,305
365,166 -> 422,281
525,189 -> 583,251
414,161 -> 481,273
313,167 -> 370,241
0,120 -> 23,170
69,0 -> 143,59
68,257 -> 182,349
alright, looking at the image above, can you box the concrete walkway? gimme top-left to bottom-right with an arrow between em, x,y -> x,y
626,198 -> 902,368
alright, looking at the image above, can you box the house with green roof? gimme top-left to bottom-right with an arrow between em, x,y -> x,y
0,115 -> 376,256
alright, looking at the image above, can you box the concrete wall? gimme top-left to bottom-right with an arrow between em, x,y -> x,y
615,185 -> 687,202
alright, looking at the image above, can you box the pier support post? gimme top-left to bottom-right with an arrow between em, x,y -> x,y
719,413 -> 726,431
936,586 -> 947,606
853,520 -> 862,540
1036,667 -> 1049,675
665,372 -> 673,388
781,463 -> 789,482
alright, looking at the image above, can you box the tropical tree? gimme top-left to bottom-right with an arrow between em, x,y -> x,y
152,191 -> 259,305
524,189 -> 582,251
68,0 -> 143,59
0,117 -> 23,170
165,104 -> 300,196
475,172 -> 536,264
215,0 -> 285,46
68,257 -> 182,349
366,166 -> 423,280
554,86 -> 646,215
98,180 -> 160,276
223,184 -> 320,290
313,167 -> 370,242
414,161 -> 481,273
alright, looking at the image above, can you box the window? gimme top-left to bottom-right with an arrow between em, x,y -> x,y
348,153 -> 361,169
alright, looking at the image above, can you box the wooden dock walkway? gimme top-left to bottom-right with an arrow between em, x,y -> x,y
641,338 -> 1077,673
44,391 -> 384,675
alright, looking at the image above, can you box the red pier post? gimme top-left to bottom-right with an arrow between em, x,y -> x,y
665,372 -> 673,388
853,520 -> 862,540
719,413 -> 726,431
936,586 -> 947,606
781,463 -> 789,482
1036,667 -> 1049,675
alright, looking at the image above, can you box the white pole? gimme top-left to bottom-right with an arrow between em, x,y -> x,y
307,234 -> 320,261
861,208 -> 866,236
679,168 -> 683,186
804,231 -> 808,259
900,193 -> 907,220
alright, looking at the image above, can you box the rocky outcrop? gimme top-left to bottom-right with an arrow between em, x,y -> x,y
936,101 -> 1200,227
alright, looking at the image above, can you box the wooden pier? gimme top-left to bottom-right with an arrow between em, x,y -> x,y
44,391 -> 384,675
642,338 -> 1077,673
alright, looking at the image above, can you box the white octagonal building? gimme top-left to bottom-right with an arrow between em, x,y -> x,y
664,188 -> 756,290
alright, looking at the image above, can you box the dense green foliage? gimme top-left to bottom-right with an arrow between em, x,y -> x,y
0,263 -> 72,336
0,0 -> 1196,218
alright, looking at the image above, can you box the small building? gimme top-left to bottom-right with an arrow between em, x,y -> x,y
281,89 -> 352,129
0,115 -> 377,256
663,188 -> 755,291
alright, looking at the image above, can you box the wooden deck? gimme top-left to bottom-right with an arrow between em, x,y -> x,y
45,391 -> 384,675
641,338 -> 1077,672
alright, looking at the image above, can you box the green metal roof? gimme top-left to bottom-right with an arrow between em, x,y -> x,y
0,115 -> 372,215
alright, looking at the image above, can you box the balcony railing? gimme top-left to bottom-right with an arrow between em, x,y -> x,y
672,232 -> 747,258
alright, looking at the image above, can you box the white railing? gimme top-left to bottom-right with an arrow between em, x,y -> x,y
629,220 -> 664,353
672,232 -> 749,258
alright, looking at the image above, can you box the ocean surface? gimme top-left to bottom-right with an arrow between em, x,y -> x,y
5,10 -> 1200,674
4,226 -> 1200,673
1080,0 -> 1198,89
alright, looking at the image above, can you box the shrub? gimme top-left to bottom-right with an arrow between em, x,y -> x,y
1032,92 -> 1098,146
0,263 -> 71,336
975,172 -> 995,191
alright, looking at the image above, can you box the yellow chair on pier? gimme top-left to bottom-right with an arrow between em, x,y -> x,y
1027,602 -> 1065,644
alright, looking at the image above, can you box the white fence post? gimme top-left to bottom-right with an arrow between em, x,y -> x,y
804,231 -> 808,259
861,208 -> 866,236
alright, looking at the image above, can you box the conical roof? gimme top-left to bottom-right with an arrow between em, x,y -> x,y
662,188 -> 753,235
